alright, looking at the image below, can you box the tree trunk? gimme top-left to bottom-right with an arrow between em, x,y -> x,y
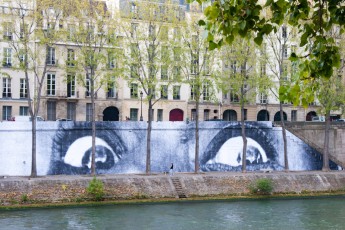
279,102 -> 289,171
146,100 -> 152,174
322,110 -> 331,171
195,99 -> 200,173
90,70 -> 96,176
31,118 -> 37,177
240,91 -> 247,173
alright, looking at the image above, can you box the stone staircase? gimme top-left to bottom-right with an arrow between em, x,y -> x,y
171,177 -> 187,198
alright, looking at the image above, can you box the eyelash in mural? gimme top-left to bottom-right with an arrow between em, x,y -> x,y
199,122 -> 282,172
49,122 -> 127,175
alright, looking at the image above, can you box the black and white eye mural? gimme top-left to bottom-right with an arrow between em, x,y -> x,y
45,121 -> 338,175
49,122 -> 130,175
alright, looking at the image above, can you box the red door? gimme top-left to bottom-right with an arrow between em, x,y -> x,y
169,109 -> 184,121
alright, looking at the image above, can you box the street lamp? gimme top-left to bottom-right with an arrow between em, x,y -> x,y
140,91 -> 143,121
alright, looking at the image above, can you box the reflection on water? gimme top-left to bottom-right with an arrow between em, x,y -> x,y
0,197 -> 345,230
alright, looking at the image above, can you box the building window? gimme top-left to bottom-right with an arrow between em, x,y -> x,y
173,86 -> 180,100
19,49 -> 26,66
130,83 -> 138,98
191,53 -> 198,74
283,47 -> 288,58
47,101 -> 56,121
67,74 -> 75,97
46,47 -> 56,65
291,110 -> 297,121
2,77 -> 11,98
161,65 -> 168,80
243,109 -> 247,121
260,93 -> 268,104
20,79 -> 27,98
67,24 -> 75,41
85,74 -> 91,97
3,22 -> 13,40
191,109 -> 196,121
204,56 -> 210,75
67,49 -> 75,67
19,106 -> 28,116
131,3 -> 138,15
46,73 -> 56,96
149,25 -> 155,38
130,108 -> 138,121
204,109 -> 210,121
161,85 -> 168,99
86,103 -> 92,121
203,81 -> 210,101
173,47 -> 181,61
107,77 -> 116,98
173,27 -> 180,40
2,106 -> 12,121
161,46 -> 169,61
190,80 -> 196,101
230,91 -> 239,102
108,52 -> 116,69
131,64 -> 138,78
157,109 -> 163,121
131,23 -> 138,38
282,26 -> 287,38
67,102 -> 76,120
3,48 -> 12,67
173,66 -> 180,80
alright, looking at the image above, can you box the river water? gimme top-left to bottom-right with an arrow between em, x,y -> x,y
0,197 -> 344,230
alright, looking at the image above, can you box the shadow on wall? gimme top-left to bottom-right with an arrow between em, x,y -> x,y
47,121 -> 338,175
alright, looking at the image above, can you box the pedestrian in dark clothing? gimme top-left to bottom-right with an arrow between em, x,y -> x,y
169,163 -> 174,176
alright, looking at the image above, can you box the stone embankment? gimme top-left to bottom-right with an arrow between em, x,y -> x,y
1,171 -> 345,206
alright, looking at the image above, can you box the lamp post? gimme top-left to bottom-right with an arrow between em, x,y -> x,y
140,91 -> 143,121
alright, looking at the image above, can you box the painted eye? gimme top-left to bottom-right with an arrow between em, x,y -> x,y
50,122 -> 127,175
200,123 -> 280,172
63,136 -> 120,169
206,137 -> 268,167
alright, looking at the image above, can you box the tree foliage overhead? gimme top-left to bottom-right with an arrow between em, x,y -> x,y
195,0 -> 345,106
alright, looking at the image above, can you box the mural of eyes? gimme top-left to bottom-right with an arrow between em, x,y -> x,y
49,122 -> 127,175
200,122 -> 282,172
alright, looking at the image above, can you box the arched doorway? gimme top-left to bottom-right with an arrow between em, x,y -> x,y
274,111 -> 287,121
306,111 -> 317,121
223,110 -> 237,121
103,106 -> 119,121
257,110 -> 270,121
169,109 -> 184,121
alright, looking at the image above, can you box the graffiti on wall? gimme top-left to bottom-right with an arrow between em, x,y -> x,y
0,121 -> 338,176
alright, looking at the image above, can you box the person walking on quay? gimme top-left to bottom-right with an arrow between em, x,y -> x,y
169,163 -> 174,176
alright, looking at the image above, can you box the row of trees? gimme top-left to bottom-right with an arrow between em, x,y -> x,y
2,0 -> 344,176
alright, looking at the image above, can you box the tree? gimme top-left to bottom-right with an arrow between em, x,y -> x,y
1,0 -> 65,177
64,0 -> 121,176
264,24 -> 298,171
118,0 -> 182,174
178,8 -> 220,173
219,36 -> 270,172
312,28 -> 345,171
196,0 -> 345,105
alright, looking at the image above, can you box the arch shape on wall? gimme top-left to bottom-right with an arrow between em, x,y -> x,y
169,109 -> 184,121
274,111 -> 287,121
306,111 -> 317,121
223,110 -> 237,121
103,106 -> 119,121
257,110 -> 270,121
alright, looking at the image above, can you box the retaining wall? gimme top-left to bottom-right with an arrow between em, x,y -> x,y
1,172 -> 345,205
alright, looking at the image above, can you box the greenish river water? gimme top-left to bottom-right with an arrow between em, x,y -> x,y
0,197 -> 344,230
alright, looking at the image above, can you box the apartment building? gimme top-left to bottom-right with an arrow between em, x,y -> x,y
0,0 -> 340,122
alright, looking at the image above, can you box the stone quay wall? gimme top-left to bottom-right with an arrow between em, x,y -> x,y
1,171 -> 345,206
